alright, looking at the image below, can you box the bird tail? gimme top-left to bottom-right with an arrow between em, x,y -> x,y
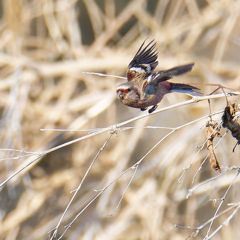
171,83 -> 202,96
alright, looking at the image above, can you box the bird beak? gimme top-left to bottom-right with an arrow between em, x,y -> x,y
117,90 -> 124,100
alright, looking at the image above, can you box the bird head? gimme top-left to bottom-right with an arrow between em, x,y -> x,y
116,81 -> 141,107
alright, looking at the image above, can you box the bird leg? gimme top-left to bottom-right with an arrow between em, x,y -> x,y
148,105 -> 158,113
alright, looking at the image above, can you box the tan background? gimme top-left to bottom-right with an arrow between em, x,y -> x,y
0,0 -> 240,239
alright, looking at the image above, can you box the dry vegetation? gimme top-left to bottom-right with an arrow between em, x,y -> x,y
1,0 -> 240,239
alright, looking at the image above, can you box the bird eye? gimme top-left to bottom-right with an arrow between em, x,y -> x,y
127,88 -> 131,92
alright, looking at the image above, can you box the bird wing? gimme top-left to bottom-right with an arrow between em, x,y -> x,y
146,63 -> 195,84
142,63 -> 201,95
127,39 -> 158,81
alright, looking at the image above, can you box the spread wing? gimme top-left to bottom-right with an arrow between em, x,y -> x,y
142,63 -> 201,96
146,63 -> 195,83
127,39 -> 158,81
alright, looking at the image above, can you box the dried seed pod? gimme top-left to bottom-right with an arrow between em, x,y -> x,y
205,122 -> 221,172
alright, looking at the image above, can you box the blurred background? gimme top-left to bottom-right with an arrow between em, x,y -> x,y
0,0 -> 240,239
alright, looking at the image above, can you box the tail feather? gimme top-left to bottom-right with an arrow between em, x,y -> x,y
171,83 -> 202,96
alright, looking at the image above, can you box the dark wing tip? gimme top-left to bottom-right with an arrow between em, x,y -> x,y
163,63 -> 195,77
128,39 -> 158,72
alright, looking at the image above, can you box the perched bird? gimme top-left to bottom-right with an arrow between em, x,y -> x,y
116,40 -> 202,113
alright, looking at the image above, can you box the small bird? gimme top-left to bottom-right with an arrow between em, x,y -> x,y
116,39 -> 202,113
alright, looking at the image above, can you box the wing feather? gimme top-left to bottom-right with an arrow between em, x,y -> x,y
147,63 -> 195,83
127,39 -> 158,81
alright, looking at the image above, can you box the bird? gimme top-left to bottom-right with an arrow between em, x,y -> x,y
116,39 -> 202,113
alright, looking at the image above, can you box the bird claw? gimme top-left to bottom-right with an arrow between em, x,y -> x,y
148,105 -> 158,113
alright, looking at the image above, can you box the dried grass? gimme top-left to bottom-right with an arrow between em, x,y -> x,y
1,0 -> 240,240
